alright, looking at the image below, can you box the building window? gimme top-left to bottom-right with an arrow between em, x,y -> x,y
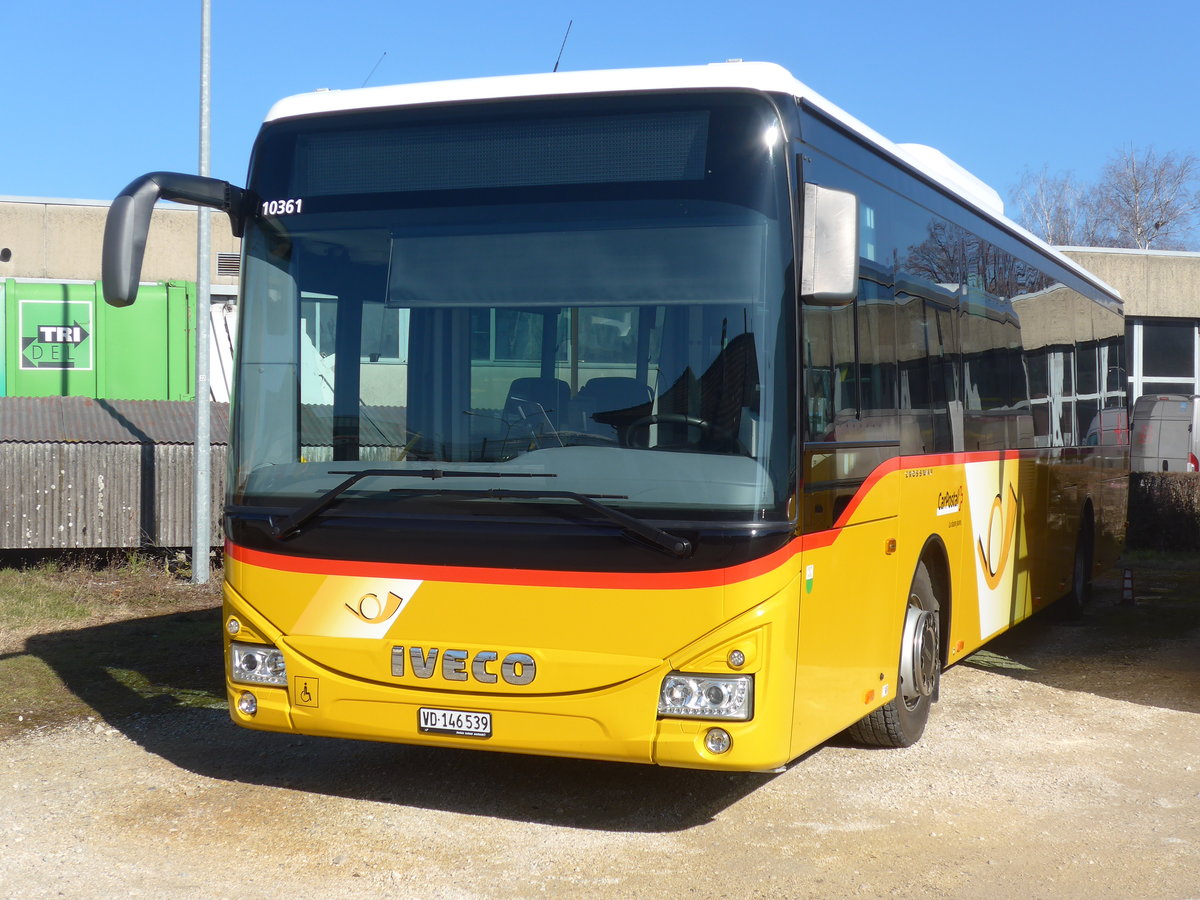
1130,317 -> 1199,400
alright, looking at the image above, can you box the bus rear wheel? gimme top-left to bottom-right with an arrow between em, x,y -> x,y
848,561 -> 941,748
1061,518 -> 1094,618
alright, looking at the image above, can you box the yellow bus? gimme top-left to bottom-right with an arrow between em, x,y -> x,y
103,62 -> 1127,771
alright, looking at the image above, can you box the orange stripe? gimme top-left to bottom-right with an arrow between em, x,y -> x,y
226,449 -> 1019,589
227,539 -> 803,591
914,448 -> 1034,467
818,448 -> 1019,530
830,455 -> 901,528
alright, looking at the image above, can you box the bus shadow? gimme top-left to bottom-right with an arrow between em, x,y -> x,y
15,609 -> 773,833
960,563 -> 1200,715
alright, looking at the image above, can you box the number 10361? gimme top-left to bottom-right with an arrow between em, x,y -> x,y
262,198 -> 303,216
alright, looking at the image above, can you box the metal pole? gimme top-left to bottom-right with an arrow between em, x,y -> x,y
192,0 -> 212,584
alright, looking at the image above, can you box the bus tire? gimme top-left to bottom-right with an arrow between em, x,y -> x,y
1061,516 -> 1094,618
847,561 -> 941,748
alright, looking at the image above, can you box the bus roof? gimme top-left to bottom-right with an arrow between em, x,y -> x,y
265,61 -> 805,122
263,61 -> 1121,305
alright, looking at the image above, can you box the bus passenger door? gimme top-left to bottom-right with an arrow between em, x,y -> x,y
793,442 -> 900,751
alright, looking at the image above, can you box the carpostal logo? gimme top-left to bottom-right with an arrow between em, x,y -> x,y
936,486 -> 963,517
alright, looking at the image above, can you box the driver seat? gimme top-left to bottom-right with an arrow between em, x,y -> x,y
575,377 -> 654,443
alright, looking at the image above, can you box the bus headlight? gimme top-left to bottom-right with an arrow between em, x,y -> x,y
230,641 -> 287,687
658,673 -> 753,720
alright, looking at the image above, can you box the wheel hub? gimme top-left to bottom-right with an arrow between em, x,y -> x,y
900,602 -> 939,706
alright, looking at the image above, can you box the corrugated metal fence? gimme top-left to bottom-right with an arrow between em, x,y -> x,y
0,397 -> 228,550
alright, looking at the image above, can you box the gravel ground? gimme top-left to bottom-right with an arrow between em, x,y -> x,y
2,570 -> 1198,900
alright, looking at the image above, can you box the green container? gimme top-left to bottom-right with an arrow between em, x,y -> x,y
2,279 -> 195,400
0,279 -> 6,397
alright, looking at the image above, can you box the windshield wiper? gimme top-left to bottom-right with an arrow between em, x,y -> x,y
387,488 -> 693,559
273,471 -> 691,558
272,468 -> 551,540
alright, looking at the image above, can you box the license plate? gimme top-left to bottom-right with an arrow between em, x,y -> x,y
418,707 -> 492,738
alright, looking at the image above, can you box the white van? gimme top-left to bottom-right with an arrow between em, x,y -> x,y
1129,394 -> 1200,472
1084,406 -> 1128,447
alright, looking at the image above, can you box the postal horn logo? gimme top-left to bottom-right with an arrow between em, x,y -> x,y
346,591 -> 408,624
976,484 -> 1019,591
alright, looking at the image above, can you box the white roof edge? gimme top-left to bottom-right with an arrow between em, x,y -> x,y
0,194 -> 217,213
263,62 -> 806,122
0,194 -> 111,207
262,61 -> 1121,304
1059,245 -> 1200,260
1015,227 -> 1122,302
895,144 -> 1004,217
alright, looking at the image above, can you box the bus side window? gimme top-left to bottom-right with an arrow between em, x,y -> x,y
802,303 -> 856,440
895,212 -> 962,455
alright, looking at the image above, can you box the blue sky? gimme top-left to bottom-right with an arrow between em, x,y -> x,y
5,0 -> 1198,214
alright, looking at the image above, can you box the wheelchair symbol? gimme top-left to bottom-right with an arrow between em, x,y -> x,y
294,677 -> 319,708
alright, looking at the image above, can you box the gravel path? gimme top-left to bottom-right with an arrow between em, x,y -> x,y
3,574 -> 1198,899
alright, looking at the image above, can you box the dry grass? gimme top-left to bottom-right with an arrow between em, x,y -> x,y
0,551 -> 224,738
0,551 -> 221,654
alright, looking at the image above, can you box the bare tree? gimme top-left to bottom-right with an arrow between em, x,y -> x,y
1009,146 -> 1200,250
1010,166 -> 1095,246
1092,146 -> 1200,249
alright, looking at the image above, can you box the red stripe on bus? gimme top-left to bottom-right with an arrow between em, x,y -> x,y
829,456 -> 902,528
226,449 -> 1020,590
822,448 -> 1017,529
227,539 -> 805,591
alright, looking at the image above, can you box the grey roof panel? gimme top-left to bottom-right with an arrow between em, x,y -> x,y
0,397 -> 230,444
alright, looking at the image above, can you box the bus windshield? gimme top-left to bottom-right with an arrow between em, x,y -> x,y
232,92 -> 796,524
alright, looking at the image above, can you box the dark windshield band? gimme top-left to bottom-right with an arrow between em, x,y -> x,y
293,109 -> 711,196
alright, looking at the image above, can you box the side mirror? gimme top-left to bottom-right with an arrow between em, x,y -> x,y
102,172 -> 248,307
800,184 -> 859,306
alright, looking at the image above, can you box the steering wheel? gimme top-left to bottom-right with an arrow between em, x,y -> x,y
624,413 -> 731,450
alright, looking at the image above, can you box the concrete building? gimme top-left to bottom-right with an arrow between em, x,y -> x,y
0,195 -> 241,287
1063,247 -> 1200,401
1,195 -> 242,401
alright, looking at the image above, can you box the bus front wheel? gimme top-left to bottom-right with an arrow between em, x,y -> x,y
848,561 -> 941,748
